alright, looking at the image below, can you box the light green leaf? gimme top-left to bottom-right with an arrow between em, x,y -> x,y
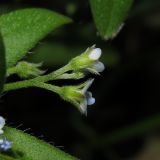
90,0 -> 133,39
0,8 -> 72,68
1,127 -> 77,160
0,33 -> 5,94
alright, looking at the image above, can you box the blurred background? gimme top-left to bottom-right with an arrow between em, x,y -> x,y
0,0 -> 160,159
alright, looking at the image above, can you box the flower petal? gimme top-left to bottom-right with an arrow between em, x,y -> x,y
0,116 -> 5,130
89,48 -> 102,60
86,91 -> 95,105
92,61 -> 105,72
82,79 -> 94,93
79,99 -> 88,115
87,97 -> 95,105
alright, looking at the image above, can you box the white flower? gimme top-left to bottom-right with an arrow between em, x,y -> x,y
69,45 -> 105,74
61,79 -> 95,115
0,116 -> 5,134
89,48 -> 102,60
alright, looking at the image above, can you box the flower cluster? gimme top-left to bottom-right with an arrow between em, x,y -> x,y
0,116 -> 12,151
59,45 -> 105,114
5,45 -> 105,115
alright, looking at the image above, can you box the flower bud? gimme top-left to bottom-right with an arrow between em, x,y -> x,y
14,61 -> 45,79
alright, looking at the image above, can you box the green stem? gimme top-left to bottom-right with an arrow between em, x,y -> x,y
4,64 -> 71,92
55,72 -> 85,80
34,63 -> 71,82
34,82 -> 61,94
4,80 -> 61,95
4,79 -> 36,92
6,62 -> 71,81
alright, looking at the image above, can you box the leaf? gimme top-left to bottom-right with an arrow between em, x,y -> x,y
0,8 -> 72,68
1,127 -> 77,160
90,0 -> 133,39
0,33 -> 5,94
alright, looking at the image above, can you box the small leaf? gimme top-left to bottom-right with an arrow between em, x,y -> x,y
90,0 -> 133,39
2,127 -> 77,160
0,33 -> 5,94
0,8 -> 72,68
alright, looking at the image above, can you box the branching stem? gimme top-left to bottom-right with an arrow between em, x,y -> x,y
4,64 -> 71,92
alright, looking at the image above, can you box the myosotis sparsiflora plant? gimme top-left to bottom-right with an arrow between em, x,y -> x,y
0,1 -> 133,159
1,44 -> 105,159
4,45 -> 105,114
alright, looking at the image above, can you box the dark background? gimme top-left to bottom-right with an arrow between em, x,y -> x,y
1,0 -> 160,159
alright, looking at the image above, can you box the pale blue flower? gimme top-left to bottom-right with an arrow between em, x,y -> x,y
0,139 -> 12,151
0,116 -> 5,134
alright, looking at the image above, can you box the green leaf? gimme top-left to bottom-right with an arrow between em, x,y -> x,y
1,127 -> 77,160
0,8 -> 72,68
0,33 -> 5,94
90,0 -> 133,39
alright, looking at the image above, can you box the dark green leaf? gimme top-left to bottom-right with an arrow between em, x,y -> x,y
0,33 -> 5,94
0,8 -> 72,68
90,0 -> 133,39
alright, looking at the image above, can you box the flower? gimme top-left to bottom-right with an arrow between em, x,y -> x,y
60,79 -> 95,115
0,138 -> 12,151
0,116 -> 5,134
69,45 -> 105,74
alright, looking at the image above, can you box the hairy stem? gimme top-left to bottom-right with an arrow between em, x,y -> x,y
55,72 -> 85,80
34,82 -> 61,94
4,64 -> 72,92
4,80 -> 61,95
34,63 -> 71,82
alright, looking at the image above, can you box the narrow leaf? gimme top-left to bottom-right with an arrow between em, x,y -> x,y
90,0 -> 133,39
0,8 -> 72,68
2,127 -> 77,160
